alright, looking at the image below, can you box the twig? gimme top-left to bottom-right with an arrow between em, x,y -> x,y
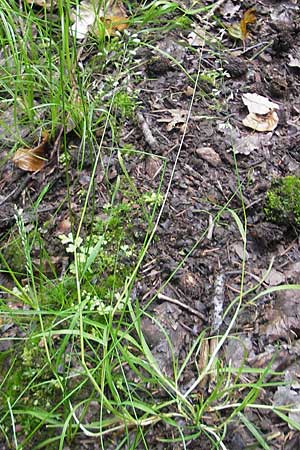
50,125 -> 64,164
136,111 -> 158,151
211,273 -> 225,332
203,0 -> 227,21
208,273 -> 225,392
207,214 -> 214,240
158,293 -> 207,321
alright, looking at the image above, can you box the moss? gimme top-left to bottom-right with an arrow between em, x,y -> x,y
1,234 -> 27,275
264,176 -> 300,228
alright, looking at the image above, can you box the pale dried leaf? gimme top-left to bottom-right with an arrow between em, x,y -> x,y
13,132 -> 48,172
243,111 -> 279,132
188,30 -> 205,47
234,133 -> 264,155
288,55 -> 300,68
187,26 -> 216,47
158,109 -> 188,131
26,0 -> 56,8
70,0 -> 128,39
221,0 -> 240,19
225,336 -> 253,368
71,0 -> 96,39
260,289 -> 300,341
242,93 -> 279,114
274,387 -> 300,429
219,122 -> 269,154
270,9 -> 294,26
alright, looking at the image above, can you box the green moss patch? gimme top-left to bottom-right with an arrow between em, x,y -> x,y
264,176 -> 300,228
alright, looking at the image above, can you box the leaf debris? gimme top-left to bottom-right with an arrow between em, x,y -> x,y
12,131 -> 49,172
227,7 -> 256,41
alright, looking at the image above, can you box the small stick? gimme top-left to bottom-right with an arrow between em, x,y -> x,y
136,111 -> 158,151
158,293 -> 207,321
211,273 -> 225,332
207,214 -> 214,240
209,273 -> 225,391
203,0 -> 227,21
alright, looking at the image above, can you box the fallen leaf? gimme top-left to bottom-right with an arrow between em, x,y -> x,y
240,8 -> 256,40
242,111 -> 279,132
260,289 -> 300,341
70,1 -> 96,39
101,1 -> 128,35
234,133 -> 266,155
274,387 -> 300,429
158,109 -> 188,131
283,261 -> 300,282
227,7 -> 256,41
242,93 -> 279,132
225,336 -> 253,368
288,55 -> 300,69
270,8 -> 294,26
71,0 -> 128,39
188,30 -> 205,47
221,0 -> 240,20
187,26 -> 217,47
219,122 -> 270,154
26,0 -> 56,8
242,93 -> 279,115
13,131 -> 48,172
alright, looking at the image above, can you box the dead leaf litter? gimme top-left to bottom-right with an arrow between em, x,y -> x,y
1,0 -> 300,448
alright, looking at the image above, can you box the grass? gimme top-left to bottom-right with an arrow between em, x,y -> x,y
0,0 -> 299,449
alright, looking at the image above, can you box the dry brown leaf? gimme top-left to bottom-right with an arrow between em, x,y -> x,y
242,111 -> 279,132
100,1 -> 128,35
158,109 -> 188,131
240,7 -> 256,39
242,92 -> 279,132
227,7 -> 256,41
100,15 -> 128,36
13,131 -> 48,172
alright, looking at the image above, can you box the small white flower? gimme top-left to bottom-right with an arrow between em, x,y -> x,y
59,233 -> 83,253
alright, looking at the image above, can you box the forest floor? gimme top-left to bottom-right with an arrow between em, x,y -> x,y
1,0 -> 300,448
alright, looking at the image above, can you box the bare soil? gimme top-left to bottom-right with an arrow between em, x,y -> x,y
1,0 -> 300,448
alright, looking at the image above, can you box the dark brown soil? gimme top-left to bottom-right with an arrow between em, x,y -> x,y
1,0 -> 300,448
